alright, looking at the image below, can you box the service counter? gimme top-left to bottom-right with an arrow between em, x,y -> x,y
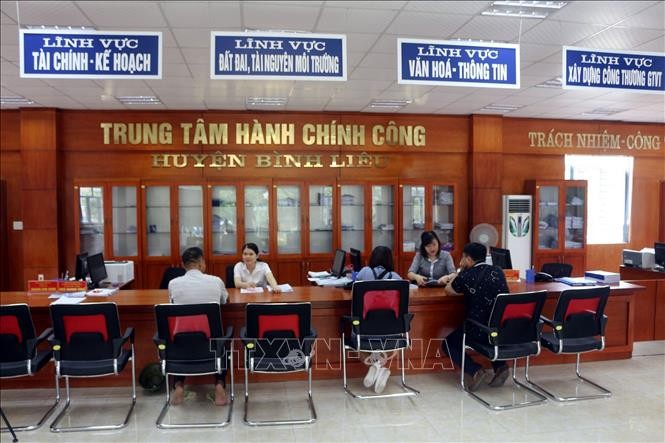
620,266 -> 665,340
0,281 -> 642,388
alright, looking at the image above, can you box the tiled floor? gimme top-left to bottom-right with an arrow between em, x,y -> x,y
2,341 -> 664,443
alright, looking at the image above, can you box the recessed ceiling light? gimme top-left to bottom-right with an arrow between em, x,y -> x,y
478,103 -> 523,113
481,8 -> 548,19
492,1 -> 567,9
116,95 -> 162,105
369,99 -> 412,109
582,108 -> 628,116
535,77 -> 563,88
245,97 -> 288,107
0,96 -> 35,105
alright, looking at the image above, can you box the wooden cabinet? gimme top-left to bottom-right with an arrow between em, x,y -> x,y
398,181 -> 456,275
74,179 -> 455,287
525,180 -> 587,276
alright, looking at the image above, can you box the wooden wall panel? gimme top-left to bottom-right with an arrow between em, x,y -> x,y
22,190 -> 58,229
0,152 -> 23,290
0,110 -> 20,149
21,150 -> 57,189
661,181 -> 665,241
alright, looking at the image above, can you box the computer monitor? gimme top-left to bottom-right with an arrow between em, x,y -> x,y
74,252 -> 88,280
87,253 -> 108,288
490,247 -> 513,270
655,242 -> 665,267
349,248 -> 362,272
331,249 -> 346,277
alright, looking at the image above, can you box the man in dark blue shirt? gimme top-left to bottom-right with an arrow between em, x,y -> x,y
444,242 -> 510,391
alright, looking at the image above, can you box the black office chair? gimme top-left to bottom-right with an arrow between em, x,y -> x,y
1,304 -> 60,432
341,280 -> 419,399
461,290 -> 548,410
225,264 -> 235,289
241,302 -> 317,426
525,286 -> 612,402
153,303 -> 234,428
48,303 -> 136,432
159,267 -> 186,289
541,263 -> 573,279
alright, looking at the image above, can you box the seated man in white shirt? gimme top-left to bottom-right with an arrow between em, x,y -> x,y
167,246 -> 229,406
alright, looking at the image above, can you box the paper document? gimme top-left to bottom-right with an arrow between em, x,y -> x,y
240,287 -> 265,294
49,291 -> 86,299
268,284 -> 294,293
51,296 -> 85,305
316,277 -> 352,287
85,288 -> 119,297
307,270 -> 331,278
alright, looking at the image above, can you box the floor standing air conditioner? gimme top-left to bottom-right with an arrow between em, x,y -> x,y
502,195 -> 532,277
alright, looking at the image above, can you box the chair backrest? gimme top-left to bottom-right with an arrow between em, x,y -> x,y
155,303 -> 224,360
245,303 -> 311,358
159,266 -> 186,289
552,286 -> 610,339
0,304 -> 36,362
488,290 -> 548,345
50,303 -> 121,360
351,280 -> 410,336
225,264 -> 235,289
541,262 -> 573,278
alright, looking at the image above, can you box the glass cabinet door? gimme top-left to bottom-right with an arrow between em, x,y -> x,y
245,185 -> 270,254
78,186 -> 105,255
276,185 -> 301,254
537,185 -> 559,250
372,185 -> 394,250
432,185 -> 454,251
402,185 -> 425,252
178,185 -> 204,254
309,185 -> 333,254
340,185 -> 364,252
565,185 -> 585,250
211,186 -> 237,255
146,186 -> 171,257
112,186 -> 138,257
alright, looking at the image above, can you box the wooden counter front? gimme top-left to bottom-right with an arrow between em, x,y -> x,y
620,266 -> 665,340
0,281 -> 642,388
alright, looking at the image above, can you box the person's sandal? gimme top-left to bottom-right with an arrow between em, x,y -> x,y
363,364 -> 380,388
373,367 -> 391,394
466,368 -> 490,392
488,365 -> 510,388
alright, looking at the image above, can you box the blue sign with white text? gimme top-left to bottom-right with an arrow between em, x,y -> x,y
211,32 -> 346,81
398,39 -> 520,88
563,47 -> 664,93
20,30 -> 162,79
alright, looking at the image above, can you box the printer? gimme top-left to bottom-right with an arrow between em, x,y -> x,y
622,249 -> 655,269
104,260 -> 135,284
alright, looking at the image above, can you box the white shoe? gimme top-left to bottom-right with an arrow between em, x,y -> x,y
374,367 -> 391,394
363,364 -> 379,388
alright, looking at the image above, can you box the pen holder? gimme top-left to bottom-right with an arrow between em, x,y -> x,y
526,269 -> 536,283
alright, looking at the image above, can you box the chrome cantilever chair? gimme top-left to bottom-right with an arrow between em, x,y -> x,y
153,302 -> 234,428
341,279 -> 419,399
525,286 -> 612,402
48,302 -> 136,432
0,304 -> 60,432
241,302 -> 317,426
461,290 -> 548,410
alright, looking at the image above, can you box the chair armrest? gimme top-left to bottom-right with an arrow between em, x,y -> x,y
464,318 -> 493,333
403,313 -> 414,332
540,315 -> 555,326
112,327 -> 135,357
340,315 -> 360,336
600,314 -> 608,336
26,327 -> 53,357
48,335 -> 61,361
153,332 -> 166,360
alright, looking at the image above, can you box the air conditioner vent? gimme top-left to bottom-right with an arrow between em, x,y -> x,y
508,199 -> 531,213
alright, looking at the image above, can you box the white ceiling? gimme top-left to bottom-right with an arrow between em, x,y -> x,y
1,1 -> 663,122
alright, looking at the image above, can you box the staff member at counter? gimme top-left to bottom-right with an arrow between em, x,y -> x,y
407,231 -> 456,286
233,242 -> 282,292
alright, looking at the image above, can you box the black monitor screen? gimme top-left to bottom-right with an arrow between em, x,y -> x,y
655,242 -> 665,267
349,248 -> 362,272
331,249 -> 346,277
75,252 -> 88,280
87,253 -> 108,287
490,247 -> 513,270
